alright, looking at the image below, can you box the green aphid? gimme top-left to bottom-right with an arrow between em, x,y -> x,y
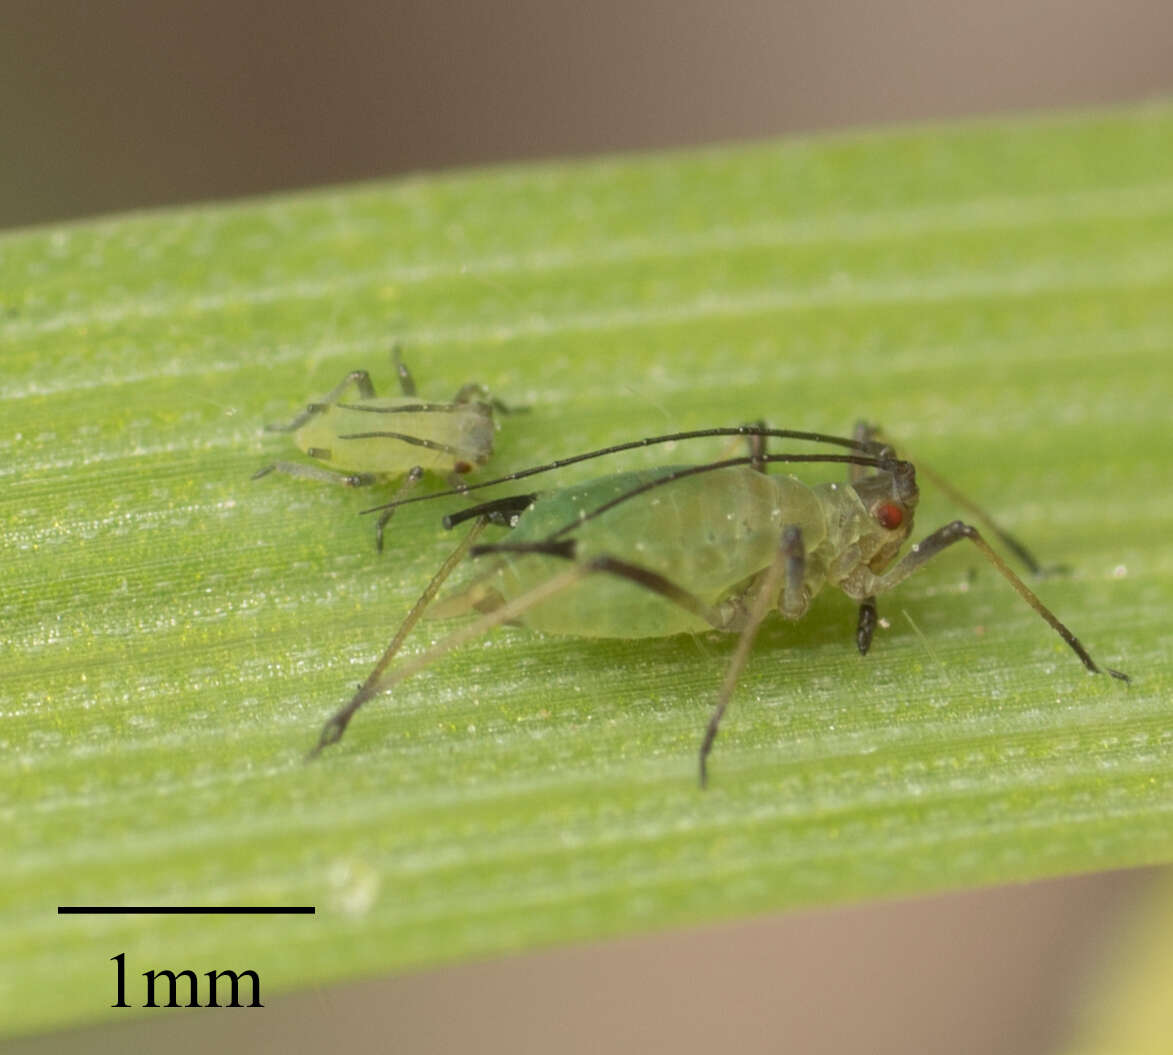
308,424 -> 1129,785
254,345 -> 517,549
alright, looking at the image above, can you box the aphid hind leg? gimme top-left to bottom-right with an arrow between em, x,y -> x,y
251,461 -> 377,487
700,524 -> 804,788
470,540 -> 730,629
373,466 -> 425,552
263,370 -> 376,433
865,521 -> 1128,681
308,516 -> 490,759
312,542 -> 728,759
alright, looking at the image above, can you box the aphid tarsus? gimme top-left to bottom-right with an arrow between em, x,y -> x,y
308,425 -> 1128,786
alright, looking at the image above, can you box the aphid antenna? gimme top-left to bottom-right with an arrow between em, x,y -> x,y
440,451 -> 901,533
536,453 -> 903,541
912,458 -> 1060,577
361,426 -> 890,516
860,424 -> 1054,578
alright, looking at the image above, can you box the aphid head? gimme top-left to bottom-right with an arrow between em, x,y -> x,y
852,457 -> 919,571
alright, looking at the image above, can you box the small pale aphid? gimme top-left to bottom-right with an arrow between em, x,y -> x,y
306,424 -> 1129,785
253,345 -> 517,549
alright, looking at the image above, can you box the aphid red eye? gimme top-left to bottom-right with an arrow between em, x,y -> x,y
875,502 -> 904,529
453,460 -> 473,475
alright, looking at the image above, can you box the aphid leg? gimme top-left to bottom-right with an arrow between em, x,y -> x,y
391,343 -> 417,396
450,382 -> 527,415
262,370 -> 376,433
446,470 -> 472,496
912,459 -> 1065,577
856,597 -> 878,655
308,516 -> 490,760
452,382 -> 491,405
309,562 -> 595,759
862,420 -> 1058,578
699,524 -> 803,788
713,420 -> 768,467
869,521 -> 1129,681
251,461 -> 377,486
850,423 -> 882,651
850,421 -> 880,483
471,540 -> 728,628
745,419 -> 768,474
491,397 -> 527,415
318,541 -> 730,759
373,466 -> 425,553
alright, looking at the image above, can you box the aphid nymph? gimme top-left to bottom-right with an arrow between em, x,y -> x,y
253,344 -> 516,549
308,425 -> 1128,785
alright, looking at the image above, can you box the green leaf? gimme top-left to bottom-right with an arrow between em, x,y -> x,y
3,103 -> 1171,1037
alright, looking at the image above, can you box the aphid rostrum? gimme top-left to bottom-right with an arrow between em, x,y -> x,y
308,425 -> 1128,785
253,345 -> 516,549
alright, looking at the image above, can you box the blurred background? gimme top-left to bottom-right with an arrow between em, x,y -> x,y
3,0 -> 1172,230
3,1 -> 1171,1052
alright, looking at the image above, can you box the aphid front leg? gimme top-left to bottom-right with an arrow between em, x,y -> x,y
864,520 -> 1129,681
850,423 -> 886,645
856,596 -> 878,655
700,524 -> 805,789
860,419 -> 1059,580
912,459 -> 1066,578
446,470 -> 473,495
373,466 -> 425,553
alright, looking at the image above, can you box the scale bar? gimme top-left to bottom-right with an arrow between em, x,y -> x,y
58,906 -> 316,915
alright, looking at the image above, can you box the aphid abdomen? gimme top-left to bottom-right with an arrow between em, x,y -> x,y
296,399 -> 494,475
481,468 -> 828,638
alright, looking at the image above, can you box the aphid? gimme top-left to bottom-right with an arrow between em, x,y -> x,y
308,425 -> 1129,785
253,345 -> 516,550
